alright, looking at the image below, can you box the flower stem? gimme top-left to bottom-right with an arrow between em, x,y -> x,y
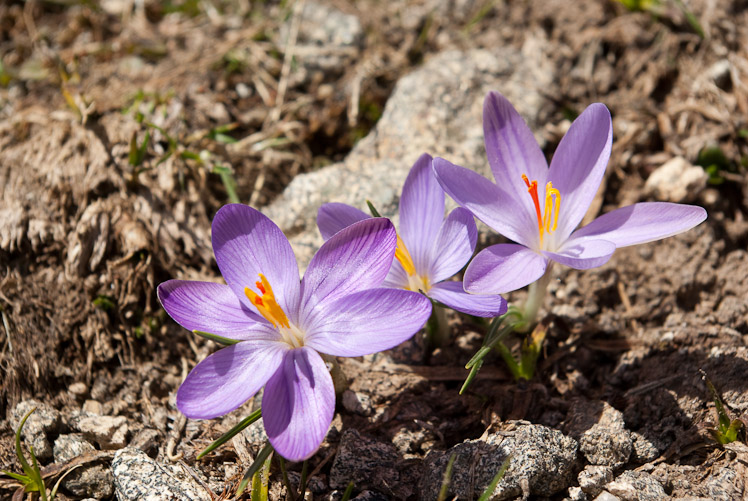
425,303 -> 450,349
495,342 -> 523,380
517,263 -> 554,332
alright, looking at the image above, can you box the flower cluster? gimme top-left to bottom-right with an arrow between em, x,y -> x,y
158,91 -> 707,463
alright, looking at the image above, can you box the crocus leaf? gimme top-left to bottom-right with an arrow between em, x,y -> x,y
477,455 -> 512,501
366,200 -> 382,218
192,330 -> 240,345
436,453 -> 457,501
197,408 -> 262,459
237,442 -> 274,495
340,482 -> 355,501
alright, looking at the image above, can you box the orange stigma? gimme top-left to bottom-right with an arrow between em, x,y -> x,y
245,274 -> 290,329
521,174 -> 561,245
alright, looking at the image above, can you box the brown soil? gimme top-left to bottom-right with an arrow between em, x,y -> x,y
1,0 -> 747,499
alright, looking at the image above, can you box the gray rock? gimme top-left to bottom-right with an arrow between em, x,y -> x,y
287,471 -> 327,494
53,434 -> 113,499
594,492 -> 621,501
296,2 -> 362,48
630,432 -> 661,463
565,400 -> 632,469
280,2 -> 363,86
128,428 -> 161,457
353,490 -> 390,501
341,389 -> 374,416
329,429 -> 407,498
644,156 -> 707,203
419,421 -> 578,500
71,412 -> 129,449
391,426 -> 432,458
578,465 -> 614,498
228,419 -> 268,460
264,46 -> 552,270
567,486 -> 587,501
111,447 -> 210,501
82,399 -> 104,415
10,399 -> 60,460
68,381 -> 88,398
702,466 -> 743,501
605,471 -> 667,501
708,59 -> 732,90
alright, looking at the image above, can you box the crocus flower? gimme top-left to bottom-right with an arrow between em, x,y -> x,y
433,91 -> 708,294
317,153 -> 507,317
157,204 -> 431,461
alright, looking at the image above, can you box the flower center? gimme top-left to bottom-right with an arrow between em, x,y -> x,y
522,174 -> 561,246
244,274 -> 304,348
395,235 -> 431,293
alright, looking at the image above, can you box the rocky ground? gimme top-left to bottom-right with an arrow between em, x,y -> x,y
1,0 -> 747,499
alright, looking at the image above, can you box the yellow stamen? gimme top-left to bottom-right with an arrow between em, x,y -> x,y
244,274 -> 290,329
395,235 -> 430,293
543,182 -> 561,233
521,175 -> 562,245
395,235 -> 417,277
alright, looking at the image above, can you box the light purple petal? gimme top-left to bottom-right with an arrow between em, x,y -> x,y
483,91 -> 549,231
543,238 -> 616,270
429,207 -> 477,283
317,203 -> 370,240
547,103 -> 613,240
428,281 -> 507,317
382,259 -> 409,289
304,288 -> 432,357
569,202 -> 708,247
399,153 -> 444,275
158,280 -> 279,340
433,158 -> 536,247
212,204 -> 300,319
464,243 -> 548,294
176,340 -> 287,419
300,218 -> 396,315
263,347 -> 335,462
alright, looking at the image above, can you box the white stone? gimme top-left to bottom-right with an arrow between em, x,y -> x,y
644,156 -> 707,203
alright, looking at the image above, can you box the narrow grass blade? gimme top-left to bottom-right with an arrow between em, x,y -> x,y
673,0 -> 705,38
250,449 -> 272,501
298,459 -> 309,500
278,457 -> 297,500
436,453 -> 457,501
237,442 -> 274,495
50,464 -> 82,500
465,346 -> 491,370
477,455 -> 512,501
459,360 -> 483,395
15,409 -> 37,479
365,200 -> 382,217
461,314 -> 516,393
197,409 -> 262,459
193,330 -> 240,346
212,165 -> 240,204
340,481 -> 355,501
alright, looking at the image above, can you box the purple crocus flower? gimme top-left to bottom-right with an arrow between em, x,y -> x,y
433,91 -> 708,294
157,204 -> 431,461
317,153 -> 506,317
